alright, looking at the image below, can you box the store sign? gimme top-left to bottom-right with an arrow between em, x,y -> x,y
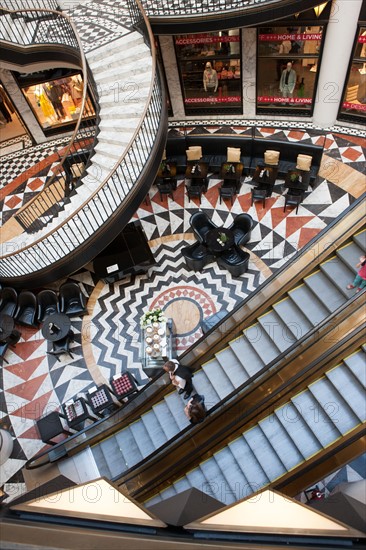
176,35 -> 240,45
342,101 -> 366,111
185,96 -> 241,104
258,33 -> 322,41
257,96 -> 312,104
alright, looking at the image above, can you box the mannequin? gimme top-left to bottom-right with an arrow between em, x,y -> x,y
203,61 -> 218,93
279,62 -> 297,98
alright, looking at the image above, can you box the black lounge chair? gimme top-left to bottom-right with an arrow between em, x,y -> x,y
190,211 -> 218,244
228,213 -> 254,246
217,246 -> 250,277
37,289 -> 59,323
14,291 -> 38,328
0,287 -> 18,317
181,242 -> 214,272
59,282 -> 88,317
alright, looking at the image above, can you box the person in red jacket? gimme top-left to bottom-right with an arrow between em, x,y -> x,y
347,255 -> 366,293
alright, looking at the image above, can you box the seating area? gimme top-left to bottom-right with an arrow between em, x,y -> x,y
183,211 -> 253,277
0,282 -> 88,364
166,128 -> 324,184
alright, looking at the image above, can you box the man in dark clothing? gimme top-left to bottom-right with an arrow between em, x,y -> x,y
163,360 -> 194,399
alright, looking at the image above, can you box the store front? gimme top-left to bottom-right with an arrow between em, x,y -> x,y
338,26 -> 366,124
256,25 -> 324,116
175,30 -> 242,115
15,68 -> 95,136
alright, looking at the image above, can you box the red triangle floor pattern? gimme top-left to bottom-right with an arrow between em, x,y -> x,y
10,339 -> 45,361
5,357 -> 44,381
6,373 -> 49,401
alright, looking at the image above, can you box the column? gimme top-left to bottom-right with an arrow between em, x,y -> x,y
242,28 -> 257,118
158,35 -> 185,119
313,0 -> 363,127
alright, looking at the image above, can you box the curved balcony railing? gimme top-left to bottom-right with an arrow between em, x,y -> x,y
0,1 -> 165,280
0,5 -> 98,233
137,0 -> 280,17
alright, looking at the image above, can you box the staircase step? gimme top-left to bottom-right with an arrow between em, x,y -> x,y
353,228 -> 366,251
186,467 -> 210,494
288,283 -> 329,326
320,255 -> 356,297
214,447 -> 250,501
304,270 -> 346,312
258,415 -> 304,469
129,419 -> 156,459
152,400 -> 181,439
336,241 -> 364,273
88,42 -> 149,73
273,296 -> 313,340
91,443 -> 112,478
190,369 -> 220,409
243,323 -> 281,365
343,349 -> 366,387
140,410 -> 168,449
229,332 -> 265,375
325,363 -> 366,422
243,425 -> 287,481
99,435 -> 126,478
215,347 -> 250,387
274,402 -> 321,458
228,436 -> 270,489
94,141 -> 129,160
201,358 -> 235,400
290,388 -> 340,446
97,133 -> 132,148
308,375 -> 359,433
200,456 -> 236,505
257,309 -> 295,353
96,63 -> 152,84
86,32 -> 144,63
164,391 -> 190,431
114,426 -> 144,468
173,476 -> 193,495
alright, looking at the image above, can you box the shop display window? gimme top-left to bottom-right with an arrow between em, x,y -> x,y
21,73 -> 95,132
175,30 -> 242,115
257,25 -> 324,115
338,27 -> 366,123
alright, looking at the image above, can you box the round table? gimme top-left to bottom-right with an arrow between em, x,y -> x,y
206,227 -> 235,253
42,313 -> 71,341
0,314 -> 15,342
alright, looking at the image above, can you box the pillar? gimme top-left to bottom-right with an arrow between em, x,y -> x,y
313,0 -> 363,127
242,28 -> 257,118
158,35 -> 185,119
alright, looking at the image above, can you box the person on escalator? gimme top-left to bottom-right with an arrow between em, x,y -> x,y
184,394 -> 206,425
163,359 -> 194,399
346,255 -> 366,293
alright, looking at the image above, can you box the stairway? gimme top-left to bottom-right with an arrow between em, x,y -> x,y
90,229 -> 366,479
6,28 -> 154,247
145,346 -> 366,507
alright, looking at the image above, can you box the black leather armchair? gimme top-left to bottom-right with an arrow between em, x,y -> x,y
37,289 -> 59,323
190,211 -> 218,244
0,341 -> 10,364
0,287 -> 18,317
182,242 -> 214,271
217,246 -> 250,277
59,282 -> 88,317
228,213 -> 254,246
15,291 -> 38,328
283,188 -> 304,214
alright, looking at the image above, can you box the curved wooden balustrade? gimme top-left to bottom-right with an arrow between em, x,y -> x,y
0,1 -> 167,283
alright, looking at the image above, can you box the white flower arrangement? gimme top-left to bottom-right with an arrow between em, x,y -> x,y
140,308 -> 166,328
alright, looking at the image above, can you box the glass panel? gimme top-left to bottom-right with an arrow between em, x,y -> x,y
175,30 -> 242,115
257,26 -> 324,115
21,73 -> 95,130
339,27 -> 366,122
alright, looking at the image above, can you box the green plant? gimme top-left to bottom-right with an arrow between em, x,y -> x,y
140,308 -> 166,328
219,232 -> 228,243
290,172 -> 299,183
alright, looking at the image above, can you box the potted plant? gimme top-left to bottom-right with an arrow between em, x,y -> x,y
289,171 -> 300,184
